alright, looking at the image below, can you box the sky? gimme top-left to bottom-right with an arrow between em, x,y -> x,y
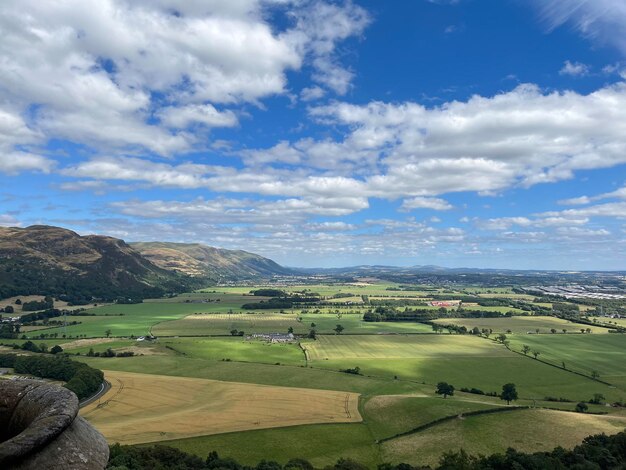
1,0 -> 626,270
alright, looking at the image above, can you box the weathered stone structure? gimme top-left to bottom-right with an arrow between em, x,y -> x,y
0,379 -> 109,469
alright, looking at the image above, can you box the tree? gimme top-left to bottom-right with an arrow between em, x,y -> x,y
230,329 -> 239,336
334,324 -> 344,335
15,299 -> 21,305
308,329 -> 316,339
562,329 -> 567,334
501,383 -> 518,405
550,328 -> 557,334
591,370 -> 600,380
310,323 -> 316,328
575,402 -> 588,413
287,326 -> 294,334
4,305 -> 14,314
496,333 -> 507,343
435,382 -> 455,398
532,350 -> 540,359
50,345 -> 63,354
590,393 -> 605,405
105,329 -> 112,338
521,345 -> 531,356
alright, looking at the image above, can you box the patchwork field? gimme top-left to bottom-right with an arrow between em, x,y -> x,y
81,370 -> 361,445
433,316 -> 611,334
153,312 -> 434,336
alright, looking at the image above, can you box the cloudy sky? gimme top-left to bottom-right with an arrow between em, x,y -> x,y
2,0 -> 626,269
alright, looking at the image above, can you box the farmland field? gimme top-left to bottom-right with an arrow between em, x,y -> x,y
7,280 -> 626,466
380,408 -> 626,467
433,316 -> 611,334
507,334 -> 626,391
81,370 -> 361,445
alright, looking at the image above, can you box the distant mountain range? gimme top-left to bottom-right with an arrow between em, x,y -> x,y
0,225 -> 291,300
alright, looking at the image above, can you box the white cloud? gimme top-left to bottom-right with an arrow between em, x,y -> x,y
0,214 -> 20,227
0,0 -> 368,157
559,60 -> 589,76
157,105 -> 238,129
400,197 -> 453,211
532,0 -> 626,55
300,86 -> 326,102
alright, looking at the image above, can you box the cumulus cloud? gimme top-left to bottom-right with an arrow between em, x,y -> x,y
0,0 -> 369,157
559,60 -> 589,76
400,197 -> 454,211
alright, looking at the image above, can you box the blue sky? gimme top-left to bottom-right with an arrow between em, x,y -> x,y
1,0 -> 626,269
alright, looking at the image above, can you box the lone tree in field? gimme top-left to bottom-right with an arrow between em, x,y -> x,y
501,383 -> 518,405
591,370 -> 600,381
334,324 -> 344,335
50,345 -> 63,354
576,402 -> 588,413
105,329 -> 112,338
436,382 -> 455,399
532,350 -> 540,360
496,333 -> 507,343
521,345 -> 531,356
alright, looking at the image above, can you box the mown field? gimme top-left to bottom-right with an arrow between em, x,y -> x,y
81,370 -> 361,445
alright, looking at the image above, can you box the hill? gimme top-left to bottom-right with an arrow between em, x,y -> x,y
0,225 -> 196,300
129,242 -> 292,280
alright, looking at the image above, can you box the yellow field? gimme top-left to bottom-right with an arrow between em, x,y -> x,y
81,370 -> 361,445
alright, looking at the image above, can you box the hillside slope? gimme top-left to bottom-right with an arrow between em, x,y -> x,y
130,242 -> 292,280
0,225 -> 195,299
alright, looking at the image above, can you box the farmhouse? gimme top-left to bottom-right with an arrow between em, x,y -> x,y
248,332 -> 295,343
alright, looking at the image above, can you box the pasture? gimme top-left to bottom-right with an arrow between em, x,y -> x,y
433,316 -> 611,334
153,312 -> 434,336
81,370 -> 361,445
380,408 -> 626,467
302,335 -> 622,401
161,337 -> 306,365
507,334 -> 626,391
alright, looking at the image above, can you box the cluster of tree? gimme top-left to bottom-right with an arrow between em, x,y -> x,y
19,307 -> 86,324
116,297 -> 144,304
86,347 -> 134,358
242,297 -> 320,310
0,322 -> 20,339
340,366 -> 361,375
436,382 -> 518,404
4,340 -> 63,354
106,429 -> 626,469
0,353 -> 103,400
459,387 -> 498,397
250,289 -> 287,297
0,305 -> 15,313
21,295 -> 54,311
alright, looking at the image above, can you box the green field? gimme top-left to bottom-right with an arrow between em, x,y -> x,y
507,334 -> 626,391
303,334 -> 622,401
433,316 -> 611,334
380,408 -> 626,467
153,312 -> 434,336
162,337 -> 306,365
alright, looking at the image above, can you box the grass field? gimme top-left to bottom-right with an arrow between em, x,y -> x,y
302,335 -> 622,401
153,312 -> 434,336
507,334 -> 626,391
433,316 -> 611,334
81,370 -> 361,445
380,408 -> 626,466
161,337 -> 306,365
163,423 -> 381,468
